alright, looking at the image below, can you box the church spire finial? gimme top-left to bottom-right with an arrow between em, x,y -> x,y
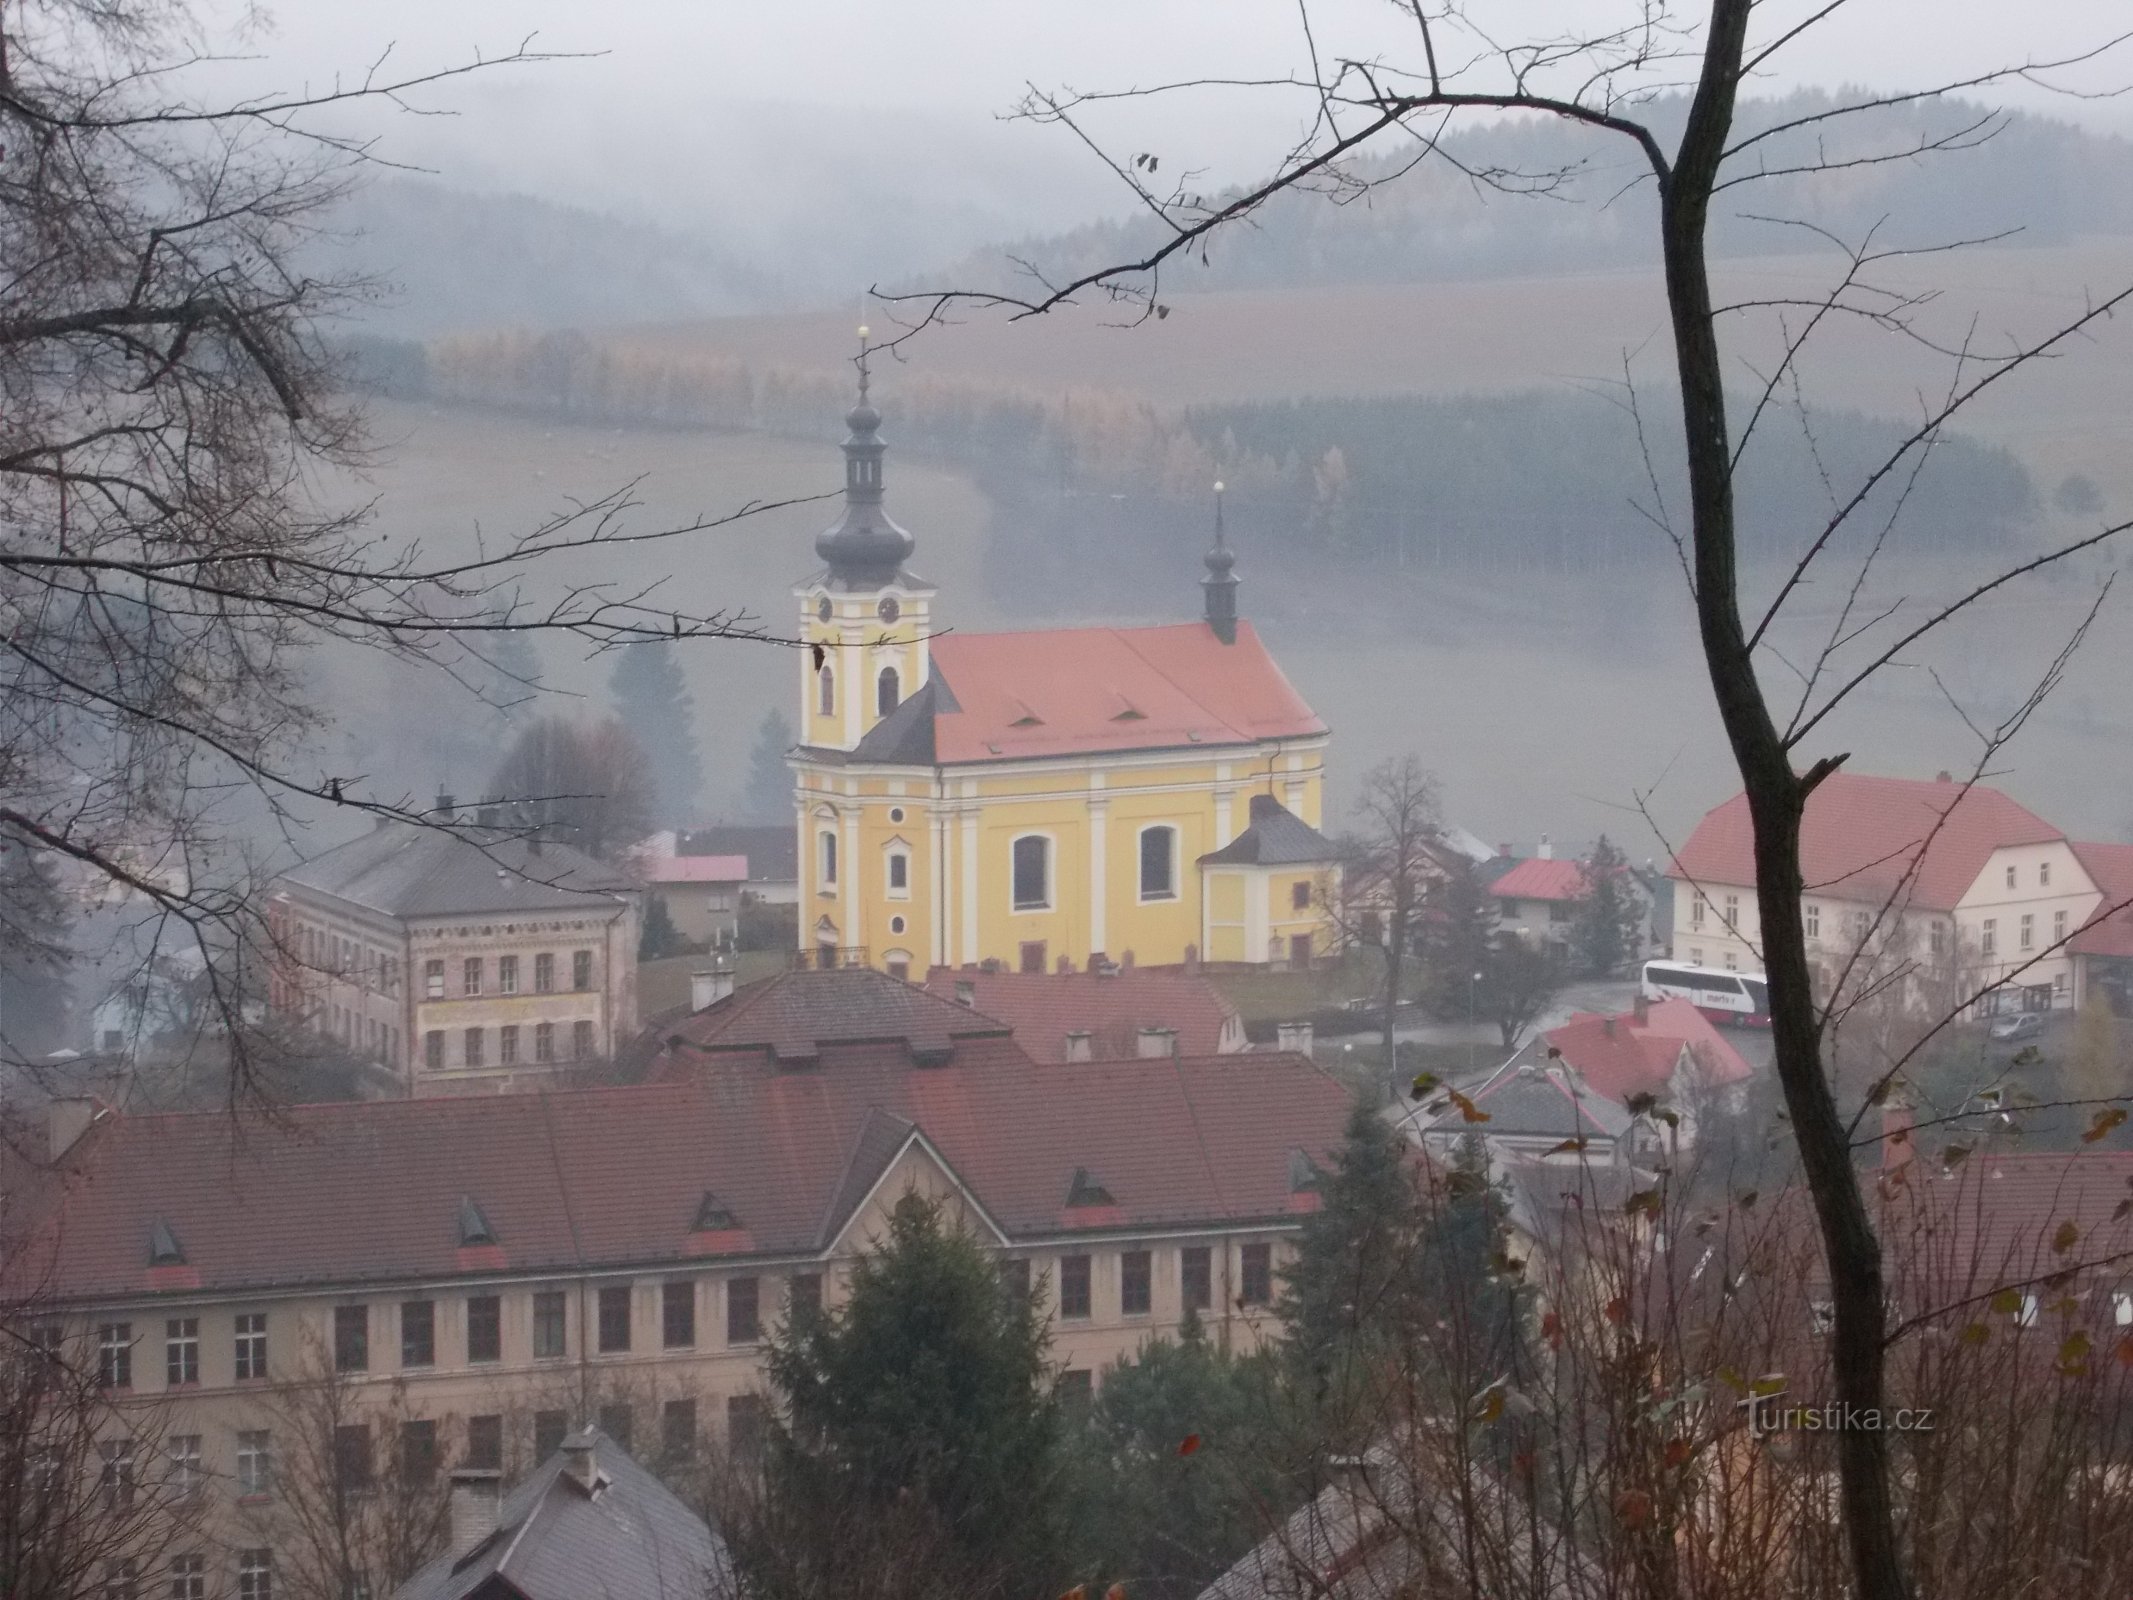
814,327 -> 912,587
855,322 -> 871,405
1203,480 -> 1238,644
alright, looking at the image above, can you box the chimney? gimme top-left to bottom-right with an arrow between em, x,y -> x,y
1602,1016 -> 1616,1038
559,1432 -> 600,1491
1064,1030 -> 1093,1063
1537,833 -> 1554,861
447,1468 -> 503,1558
435,792 -> 456,818
1935,770 -> 1953,783
49,1097 -> 101,1161
1137,1027 -> 1178,1058
690,964 -> 734,1012
1276,1020 -> 1315,1055
1881,1092 -> 1913,1171
1632,991 -> 1650,1025
954,980 -> 976,1008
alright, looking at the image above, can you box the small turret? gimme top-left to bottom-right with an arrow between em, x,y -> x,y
1202,481 -> 1238,644
814,326 -> 915,589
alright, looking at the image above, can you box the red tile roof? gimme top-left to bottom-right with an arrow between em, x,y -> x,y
660,967 -> 1015,1064
1491,857 -> 1587,902
1670,772 -> 2061,911
8,1046 -> 1353,1304
1544,998 -> 1751,1106
636,854 -> 749,886
921,967 -> 1243,1060
920,621 -> 1324,764
2070,841 -> 2133,959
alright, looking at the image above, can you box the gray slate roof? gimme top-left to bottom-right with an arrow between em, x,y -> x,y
281,823 -> 637,920
1198,793 -> 1340,867
683,824 -> 799,881
1455,1062 -> 1633,1142
845,669 -> 961,766
395,1429 -> 734,1600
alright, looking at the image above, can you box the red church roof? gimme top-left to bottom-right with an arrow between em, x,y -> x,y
914,621 -> 1323,765
1670,772 -> 2061,911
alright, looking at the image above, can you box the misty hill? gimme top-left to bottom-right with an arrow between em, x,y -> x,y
315,179 -> 779,338
926,93 -> 2133,297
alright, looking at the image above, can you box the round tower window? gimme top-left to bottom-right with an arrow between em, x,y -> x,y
888,807 -> 905,823
890,915 -> 907,934
877,597 -> 901,622
816,596 -> 832,622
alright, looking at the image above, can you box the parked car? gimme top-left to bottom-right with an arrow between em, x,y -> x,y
1988,1012 -> 2044,1042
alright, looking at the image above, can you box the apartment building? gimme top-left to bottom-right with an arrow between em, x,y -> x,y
16,974 -> 1349,1592
266,816 -> 641,1095
1669,771 -> 2133,1015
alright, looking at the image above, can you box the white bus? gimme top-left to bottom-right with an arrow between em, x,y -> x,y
1641,960 -> 1770,1028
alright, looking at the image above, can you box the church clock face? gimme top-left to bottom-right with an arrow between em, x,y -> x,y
877,597 -> 901,623
816,596 -> 832,622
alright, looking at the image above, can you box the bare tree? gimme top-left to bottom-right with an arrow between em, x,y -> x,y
0,0 -> 817,1089
883,9 -> 2133,1593
487,716 -> 659,863
1327,756 -> 1444,1067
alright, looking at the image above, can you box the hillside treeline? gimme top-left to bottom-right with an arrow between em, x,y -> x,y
929,93 -> 2133,298
359,329 -> 2034,601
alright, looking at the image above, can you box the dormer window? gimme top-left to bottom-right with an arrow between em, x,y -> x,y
457,1196 -> 498,1248
1064,1168 -> 1115,1208
693,1192 -> 740,1232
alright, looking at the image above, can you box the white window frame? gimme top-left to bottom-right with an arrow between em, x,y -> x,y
1136,823 -> 1180,903
2040,860 -> 2052,888
1804,902 -> 1820,940
235,1432 -> 271,1497
876,665 -> 900,718
818,662 -> 835,717
818,829 -> 838,890
883,838 -> 912,901
2019,913 -> 2034,951
1009,832 -> 1055,913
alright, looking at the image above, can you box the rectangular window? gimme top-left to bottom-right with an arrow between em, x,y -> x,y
535,1022 -> 554,1063
1804,903 -> 1820,940
1058,1255 -> 1091,1319
726,1395 -> 765,1463
233,1313 -> 266,1381
98,1323 -> 131,1389
998,1257 -> 1030,1304
534,1410 -> 568,1462
1139,827 -> 1175,900
1121,1249 -> 1152,1316
169,1556 -> 206,1600
727,1277 -> 761,1345
662,1399 -> 697,1463
1930,922 -> 1947,956
535,953 -> 555,993
498,955 -> 518,995
465,1414 -> 503,1471
333,1306 -> 368,1373
533,1291 -> 567,1359
1058,1369 -> 1093,1414
888,852 -> 909,893
462,957 -> 482,996
1723,949 -> 1737,971
424,959 -> 445,999
572,1020 -> 594,1061
99,1439 -> 137,1510
1292,879 -> 1312,912
166,1317 -> 199,1386
1691,895 -> 1706,928
1240,1243 -> 1273,1306
466,1295 -> 501,1363
498,1025 -> 519,1065
819,830 -> 838,887
399,1419 -> 438,1485
2055,909 -> 2068,944
2041,860 -> 2053,887
424,1030 -> 444,1071
791,1273 -> 824,1318
463,1027 -> 484,1068
597,1286 -> 631,1354
2007,864 -> 2018,890
401,1300 -> 435,1368
102,1558 -> 137,1600
235,1431 -> 271,1498
168,1435 -> 202,1496
237,1551 -> 272,1600
662,1281 -> 696,1349
573,949 -> 593,991
597,1403 -> 633,1452
1011,835 -> 1050,910
2020,913 -> 2034,951
332,1425 -> 371,1495
1181,1246 -> 1212,1313
1982,918 -> 1998,958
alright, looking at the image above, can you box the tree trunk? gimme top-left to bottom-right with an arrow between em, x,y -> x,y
1662,6 -> 1908,1597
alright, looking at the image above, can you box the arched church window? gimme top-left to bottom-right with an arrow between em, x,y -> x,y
877,667 -> 900,718
816,596 -> 832,622
1138,826 -> 1177,901
819,830 -> 837,887
818,663 -> 835,717
1011,835 -> 1051,911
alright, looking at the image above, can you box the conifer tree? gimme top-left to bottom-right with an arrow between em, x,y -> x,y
1570,834 -> 1647,978
742,708 -> 796,823
1421,856 -> 1501,1019
608,642 -> 704,827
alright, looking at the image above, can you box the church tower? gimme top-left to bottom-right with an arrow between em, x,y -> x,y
795,329 -> 935,754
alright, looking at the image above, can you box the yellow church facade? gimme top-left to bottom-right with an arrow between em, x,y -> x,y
789,366 -> 1337,978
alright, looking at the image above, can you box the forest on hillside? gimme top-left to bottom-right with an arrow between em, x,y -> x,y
928,93 -> 2133,298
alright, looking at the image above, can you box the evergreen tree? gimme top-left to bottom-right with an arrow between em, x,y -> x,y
638,894 -> 686,961
1065,1318 -> 1288,1600
742,707 -> 795,823
1570,834 -> 1647,978
0,839 -> 71,1060
608,641 -> 704,827
1421,856 -> 1501,1019
738,1193 -> 1068,1600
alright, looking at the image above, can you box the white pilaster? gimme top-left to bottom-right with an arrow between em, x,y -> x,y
1088,788 -> 1109,959
960,793 -> 980,966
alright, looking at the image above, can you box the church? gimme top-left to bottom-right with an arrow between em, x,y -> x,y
789,356 -> 1338,978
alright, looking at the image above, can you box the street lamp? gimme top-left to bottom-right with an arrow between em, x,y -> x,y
1468,970 -> 1484,1073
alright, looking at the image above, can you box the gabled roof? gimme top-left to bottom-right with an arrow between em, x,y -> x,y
636,854 -> 749,886
668,967 -> 1015,1061
920,967 -> 1243,1060
2070,841 -> 2133,958
681,825 -> 798,882
395,1429 -> 732,1600
1440,1062 -> 1633,1142
832,621 -> 1323,767
1541,998 -> 1751,1107
1490,857 -> 1587,902
10,1045 -> 1352,1303
1669,772 -> 2062,911
279,823 -> 637,921
1198,793 -> 1340,867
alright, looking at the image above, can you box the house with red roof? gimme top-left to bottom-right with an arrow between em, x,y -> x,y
1669,771 -> 2133,1016
784,363 -> 1336,981
1487,838 -> 1657,963
920,965 -> 1248,1060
